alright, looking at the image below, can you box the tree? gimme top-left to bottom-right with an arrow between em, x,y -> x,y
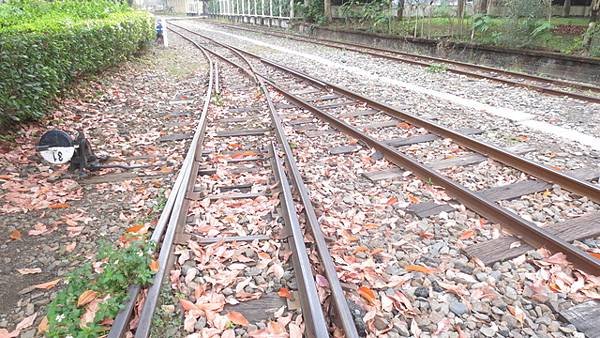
592,0 -> 600,22
324,0 -> 331,19
457,0 -> 465,18
397,0 -> 405,20
563,0 -> 571,17
478,0 -> 488,14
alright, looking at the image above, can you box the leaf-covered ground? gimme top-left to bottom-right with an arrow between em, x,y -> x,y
0,37 -> 208,337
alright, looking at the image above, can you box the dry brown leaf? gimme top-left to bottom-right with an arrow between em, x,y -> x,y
407,194 -> 420,204
277,288 -> 291,299
37,316 -> 48,335
49,202 -> 69,209
17,268 -> 41,275
149,260 -> 159,272
508,305 -> 525,325
358,286 -> 377,304
459,229 -> 475,240
589,252 -> 600,260
65,242 -> 77,252
405,264 -> 433,274
9,229 -> 21,241
179,299 -> 197,312
126,224 -> 145,233
33,278 -> 60,290
77,290 -> 98,307
227,311 -> 250,326
386,196 -> 398,205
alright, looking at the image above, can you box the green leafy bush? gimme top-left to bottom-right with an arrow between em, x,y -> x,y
46,239 -> 156,337
0,1 -> 154,128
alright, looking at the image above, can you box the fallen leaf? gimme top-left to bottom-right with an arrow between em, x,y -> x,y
508,305 -> 525,325
397,122 -> 411,129
358,286 -> 377,304
17,268 -> 42,275
33,279 -> 60,290
589,252 -> 600,260
9,229 -> 21,241
278,288 -> 291,299
227,311 -> 250,326
407,194 -> 420,204
126,224 -> 145,233
77,290 -> 98,307
386,196 -> 399,206
37,316 -> 48,335
65,242 -> 77,252
149,260 -> 159,272
459,229 -> 475,240
49,202 -> 69,209
405,264 -> 433,274
179,299 -> 197,311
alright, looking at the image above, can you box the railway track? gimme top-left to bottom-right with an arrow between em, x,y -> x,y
108,25 -> 359,338
210,22 -> 600,104
107,21 -> 600,337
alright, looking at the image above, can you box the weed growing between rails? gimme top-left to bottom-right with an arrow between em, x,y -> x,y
43,230 -> 157,337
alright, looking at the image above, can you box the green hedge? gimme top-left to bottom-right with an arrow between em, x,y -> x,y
0,8 -> 154,127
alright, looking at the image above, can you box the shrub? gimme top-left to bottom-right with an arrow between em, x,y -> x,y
0,1 -> 154,128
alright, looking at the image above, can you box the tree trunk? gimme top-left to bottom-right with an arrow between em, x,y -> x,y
478,0 -> 488,14
457,0 -> 465,18
592,0 -> 600,22
324,0 -> 331,20
397,0 -> 405,20
563,0 -> 571,17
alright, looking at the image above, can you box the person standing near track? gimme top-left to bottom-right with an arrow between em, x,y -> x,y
156,19 -> 164,45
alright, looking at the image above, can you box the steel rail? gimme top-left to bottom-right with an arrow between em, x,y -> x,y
214,22 -> 600,103
166,25 -> 600,275
175,26 -> 600,205
269,143 -> 331,338
121,35 -> 214,338
107,35 -> 215,338
261,79 -> 600,276
169,24 -> 336,337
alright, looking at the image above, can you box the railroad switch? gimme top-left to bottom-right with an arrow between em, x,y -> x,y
37,129 -> 137,174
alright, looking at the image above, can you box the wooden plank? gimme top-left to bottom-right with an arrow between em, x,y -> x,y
224,293 -> 286,323
385,128 -> 482,147
408,168 -> 600,218
359,120 -> 398,129
362,145 -> 533,182
158,133 -> 193,142
363,168 -> 405,182
215,128 -> 270,137
339,109 -> 379,118
304,130 -> 335,138
329,145 -> 360,155
464,213 -> 600,265
206,192 -> 265,200
306,94 -> 341,102
228,107 -> 258,113
428,144 -> 535,170
275,103 -> 295,109
287,118 -> 314,126
560,301 -> 600,338
315,101 -> 356,109
291,89 -> 321,95
218,117 -> 248,124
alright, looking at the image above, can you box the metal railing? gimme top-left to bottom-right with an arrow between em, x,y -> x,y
208,0 -> 295,20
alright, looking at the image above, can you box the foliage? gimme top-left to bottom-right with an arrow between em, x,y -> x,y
339,0 -> 392,32
584,23 -> 600,56
46,238 -> 156,337
426,63 -> 447,73
299,0 -> 327,24
0,0 -> 154,128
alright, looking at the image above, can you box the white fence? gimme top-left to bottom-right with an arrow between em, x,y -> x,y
208,0 -> 295,25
